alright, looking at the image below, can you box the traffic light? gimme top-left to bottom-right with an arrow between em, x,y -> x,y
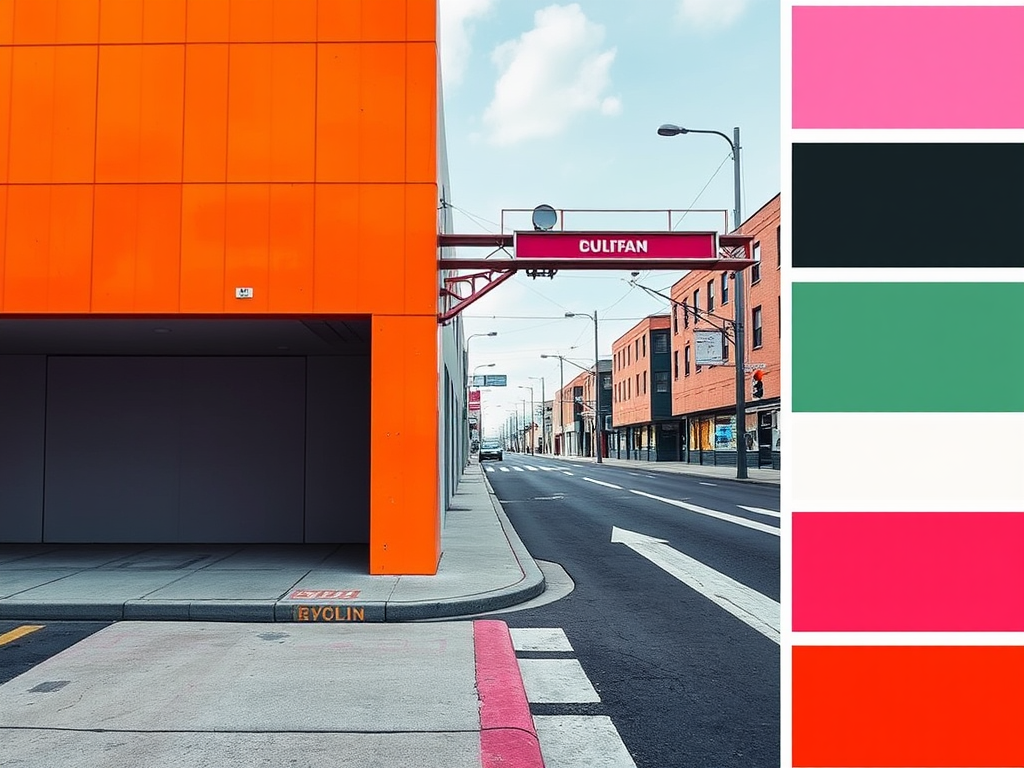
751,370 -> 764,399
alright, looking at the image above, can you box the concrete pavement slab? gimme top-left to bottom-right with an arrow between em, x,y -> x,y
0,731 -> 483,768
202,544 -> 337,569
1,569 -> 193,602
0,546 -> 149,569
0,569 -> 79,598
141,568 -> 309,600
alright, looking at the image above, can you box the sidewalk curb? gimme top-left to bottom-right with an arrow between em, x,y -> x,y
474,619 -> 545,768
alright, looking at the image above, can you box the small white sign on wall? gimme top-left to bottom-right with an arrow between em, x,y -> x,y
694,329 -> 724,365
235,287 -> 254,299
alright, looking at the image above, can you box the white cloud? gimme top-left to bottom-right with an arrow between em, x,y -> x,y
482,4 -> 620,146
440,0 -> 496,88
676,0 -> 750,30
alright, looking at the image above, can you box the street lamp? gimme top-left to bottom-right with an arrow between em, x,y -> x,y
564,311 -> 602,463
518,385 -> 535,454
464,332 -> 497,465
529,376 -> 546,454
541,353 -> 592,457
657,123 -> 748,479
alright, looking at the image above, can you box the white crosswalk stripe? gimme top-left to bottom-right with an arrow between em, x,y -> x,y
485,466 -> 495,472
738,504 -> 781,518
526,466 -> 540,471
513,466 -> 525,472
499,467 -> 510,472
513,627 -> 637,768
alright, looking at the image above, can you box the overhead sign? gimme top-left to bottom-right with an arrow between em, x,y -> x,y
514,231 -> 718,260
694,329 -> 725,365
472,374 -> 507,387
469,390 -> 481,411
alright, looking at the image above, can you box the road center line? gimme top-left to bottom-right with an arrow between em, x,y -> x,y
737,505 -> 781,519
0,625 -> 45,646
628,490 -> 780,536
699,482 -> 717,487
583,477 -> 623,490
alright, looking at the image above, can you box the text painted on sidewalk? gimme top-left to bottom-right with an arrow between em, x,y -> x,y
288,589 -> 361,600
295,605 -> 366,622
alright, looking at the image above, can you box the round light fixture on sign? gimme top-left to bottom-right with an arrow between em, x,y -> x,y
531,204 -> 557,231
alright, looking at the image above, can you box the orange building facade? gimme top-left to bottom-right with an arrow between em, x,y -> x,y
0,0 -> 455,574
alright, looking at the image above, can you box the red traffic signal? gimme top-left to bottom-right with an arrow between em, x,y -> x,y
751,369 -> 765,399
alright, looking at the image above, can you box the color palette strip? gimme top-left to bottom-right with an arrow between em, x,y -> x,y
793,646 -> 1024,767
793,282 -> 1024,412
793,143 -> 1024,268
793,6 -> 1024,128
793,512 -> 1024,632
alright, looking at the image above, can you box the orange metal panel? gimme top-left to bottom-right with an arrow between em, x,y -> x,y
314,43 -> 360,182
3,185 -> 51,311
47,185 -> 93,311
135,184 -> 182,312
361,0 -> 405,41
370,314 -> 440,575
51,46 -> 99,184
358,44 -> 405,183
91,184 -> 139,311
269,44 -> 315,182
56,0 -> 100,44
267,183 -> 314,313
139,44 -> 185,182
99,0 -> 143,43
312,183 -> 360,312
12,0 -> 57,44
179,183 -> 226,312
317,0 -> 360,42
405,41 -> 436,184
8,46 -> 55,183
95,45 -> 142,183
406,0 -> 436,41
0,46 -> 10,183
0,184 -> 6,309
143,0 -> 185,43
0,0 -> 13,45
182,43 -> 229,182
404,183 -> 438,315
226,43 -> 272,182
185,0 -> 228,42
229,0 -> 272,42
273,0 -> 315,42
357,184 -> 404,313
223,183 -> 270,312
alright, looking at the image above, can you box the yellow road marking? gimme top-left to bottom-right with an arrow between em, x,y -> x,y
0,625 -> 45,646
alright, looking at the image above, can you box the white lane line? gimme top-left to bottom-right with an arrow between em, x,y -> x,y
699,482 -> 717,487
541,467 -> 560,471
526,466 -> 540,471
562,471 -> 574,476
510,627 -> 573,653
499,467 -> 510,472
513,467 -> 525,472
517,658 -> 601,703
583,477 -> 623,490
629,490 -> 780,536
534,715 -> 637,768
738,505 -> 781,519
612,527 -> 780,644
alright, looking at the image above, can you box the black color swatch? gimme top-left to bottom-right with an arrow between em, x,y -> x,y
793,143 -> 1024,268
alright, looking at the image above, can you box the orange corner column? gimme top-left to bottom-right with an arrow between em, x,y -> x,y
370,314 -> 440,575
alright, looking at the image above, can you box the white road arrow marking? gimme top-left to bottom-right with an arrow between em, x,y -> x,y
583,478 -> 623,490
630,490 -> 779,536
737,505 -> 781,519
612,526 -> 780,644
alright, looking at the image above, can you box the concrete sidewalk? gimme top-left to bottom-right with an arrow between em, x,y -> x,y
532,452 -> 781,486
0,464 -> 545,623
0,619 -> 544,768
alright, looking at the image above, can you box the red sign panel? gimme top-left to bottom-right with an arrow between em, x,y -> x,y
469,390 -> 481,412
514,231 -> 718,260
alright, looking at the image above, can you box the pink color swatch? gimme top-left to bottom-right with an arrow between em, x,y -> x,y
793,512 -> 1024,631
793,6 -> 1024,128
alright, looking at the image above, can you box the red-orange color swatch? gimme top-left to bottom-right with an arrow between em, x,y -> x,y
793,646 -> 1024,767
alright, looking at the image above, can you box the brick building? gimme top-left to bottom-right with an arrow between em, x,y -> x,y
670,194 -> 781,468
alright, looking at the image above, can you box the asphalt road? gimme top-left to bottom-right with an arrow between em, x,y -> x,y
0,621 -> 111,684
484,452 -> 780,768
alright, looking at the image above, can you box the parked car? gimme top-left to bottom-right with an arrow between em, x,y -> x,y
479,441 -> 504,461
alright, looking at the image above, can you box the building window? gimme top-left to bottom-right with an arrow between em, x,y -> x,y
635,373 -> 640,392
752,242 -> 761,284
707,279 -> 715,312
777,225 -> 781,268
642,335 -> 646,357
627,379 -> 630,399
643,371 -> 647,393
684,346 -> 691,376
673,305 -> 678,334
683,299 -> 689,328
673,350 -> 679,378
627,347 -> 630,365
653,332 -> 669,354
655,371 -> 669,393
721,273 -> 729,305
752,305 -> 763,348
635,339 -> 639,358
693,289 -> 700,320
722,336 -> 729,362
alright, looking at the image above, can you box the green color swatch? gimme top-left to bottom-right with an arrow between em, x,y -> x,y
793,283 -> 1024,412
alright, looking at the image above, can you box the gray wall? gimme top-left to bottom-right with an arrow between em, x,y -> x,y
0,356 -> 46,541
0,355 -> 369,544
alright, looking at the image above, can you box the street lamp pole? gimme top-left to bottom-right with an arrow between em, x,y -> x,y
464,331 -> 497,464
565,311 -> 602,463
519,385 -> 534,454
657,123 -> 748,479
529,376 -> 546,453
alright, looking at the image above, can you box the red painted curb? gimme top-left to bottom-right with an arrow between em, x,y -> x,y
474,619 -> 545,768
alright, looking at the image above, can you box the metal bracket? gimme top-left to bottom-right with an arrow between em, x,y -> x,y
438,268 -> 518,324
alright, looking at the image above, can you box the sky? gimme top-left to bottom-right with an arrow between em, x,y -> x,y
438,0 -> 780,436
